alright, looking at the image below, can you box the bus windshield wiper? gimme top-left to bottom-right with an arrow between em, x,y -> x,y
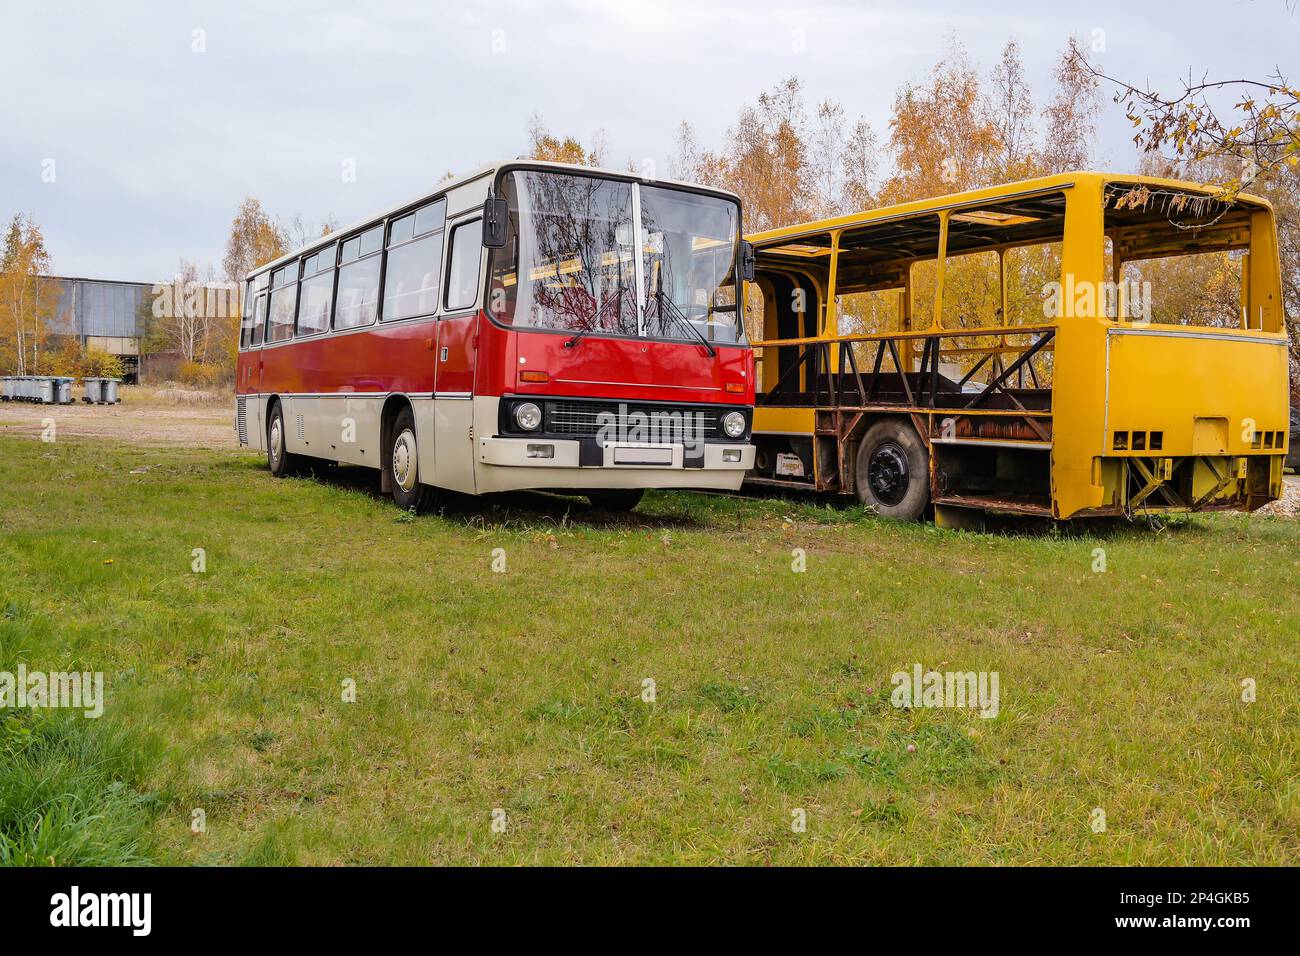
564,292 -> 623,349
650,290 -> 716,357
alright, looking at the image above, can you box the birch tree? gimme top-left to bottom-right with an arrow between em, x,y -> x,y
0,214 -> 58,375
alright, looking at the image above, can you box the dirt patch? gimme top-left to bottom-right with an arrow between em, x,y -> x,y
0,386 -> 239,450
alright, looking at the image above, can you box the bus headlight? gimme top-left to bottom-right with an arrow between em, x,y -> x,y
721,411 -> 746,438
514,401 -> 542,431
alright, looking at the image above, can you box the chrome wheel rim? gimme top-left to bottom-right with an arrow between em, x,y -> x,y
392,428 -> 417,493
269,417 -> 283,465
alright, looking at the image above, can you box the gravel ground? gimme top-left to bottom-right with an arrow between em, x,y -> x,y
1260,473 -> 1300,517
0,388 -> 238,449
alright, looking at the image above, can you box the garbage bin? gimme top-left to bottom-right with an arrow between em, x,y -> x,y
104,378 -> 121,404
55,377 -> 74,405
83,378 -> 103,404
35,377 -> 55,404
0,377 -> 11,402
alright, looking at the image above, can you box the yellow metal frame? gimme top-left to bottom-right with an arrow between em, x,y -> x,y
747,171 -> 1290,519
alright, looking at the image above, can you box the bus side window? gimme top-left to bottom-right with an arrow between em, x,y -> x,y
252,294 -> 267,346
383,198 -> 446,321
445,219 -> 484,312
240,280 -> 254,348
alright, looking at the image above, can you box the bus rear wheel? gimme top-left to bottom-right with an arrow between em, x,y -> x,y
388,406 -> 436,513
587,489 -> 644,512
855,419 -> 929,520
267,402 -> 304,477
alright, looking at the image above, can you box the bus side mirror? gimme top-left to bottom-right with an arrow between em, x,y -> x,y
482,197 -> 508,249
740,240 -> 756,282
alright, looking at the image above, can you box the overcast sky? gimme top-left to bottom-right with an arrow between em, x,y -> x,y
3,0 -> 1295,281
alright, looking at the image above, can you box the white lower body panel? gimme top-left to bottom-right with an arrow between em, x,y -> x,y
234,392 -> 754,496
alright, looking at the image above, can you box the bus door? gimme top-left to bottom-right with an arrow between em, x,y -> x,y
431,217 -> 484,493
253,292 -> 269,447
436,217 -> 484,398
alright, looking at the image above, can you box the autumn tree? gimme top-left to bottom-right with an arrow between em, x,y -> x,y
879,40 -> 1001,205
0,213 -> 59,375
840,118 -> 880,213
222,197 -> 287,287
1075,45 -> 1299,201
527,114 -> 605,166
988,39 -> 1037,180
151,258 -> 216,364
1039,37 -> 1102,174
212,197 -> 288,381
875,36 -> 1098,205
1071,34 -> 1299,389
1260,164 -> 1300,393
285,213 -> 338,250
1138,152 -> 1300,392
674,77 -> 865,232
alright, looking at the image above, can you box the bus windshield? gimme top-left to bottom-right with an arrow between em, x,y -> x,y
490,169 -> 745,345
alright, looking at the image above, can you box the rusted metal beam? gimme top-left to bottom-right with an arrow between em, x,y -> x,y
965,331 -> 1055,409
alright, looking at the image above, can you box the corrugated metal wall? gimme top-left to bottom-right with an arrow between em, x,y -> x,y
48,277 -> 152,339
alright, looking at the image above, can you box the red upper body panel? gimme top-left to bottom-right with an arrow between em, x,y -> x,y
238,313 -> 755,406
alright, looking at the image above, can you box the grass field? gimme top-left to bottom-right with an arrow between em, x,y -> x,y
1,433 -> 1297,865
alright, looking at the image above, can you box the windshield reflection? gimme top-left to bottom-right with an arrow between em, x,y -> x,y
489,170 -> 744,345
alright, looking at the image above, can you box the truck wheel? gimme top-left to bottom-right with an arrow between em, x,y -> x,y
855,419 -> 930,520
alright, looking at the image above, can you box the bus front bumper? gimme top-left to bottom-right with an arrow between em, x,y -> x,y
478,435 -> 755,472
473,436 -> 754,493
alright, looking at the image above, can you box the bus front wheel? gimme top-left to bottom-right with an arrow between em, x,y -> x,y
855,419 -> 930,520
587,489 -> 644,512
388,406 -> 436,513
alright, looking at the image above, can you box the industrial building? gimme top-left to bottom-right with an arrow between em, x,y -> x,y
45,276 -> 154,383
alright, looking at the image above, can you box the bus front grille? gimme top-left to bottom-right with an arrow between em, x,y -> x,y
544,400 -> 721,440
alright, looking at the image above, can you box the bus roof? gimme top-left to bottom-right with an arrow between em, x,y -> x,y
246,159 -> 743,282
748,171 -> 1275,247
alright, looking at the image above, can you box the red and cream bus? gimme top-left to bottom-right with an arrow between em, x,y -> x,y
235,161 -> 757,511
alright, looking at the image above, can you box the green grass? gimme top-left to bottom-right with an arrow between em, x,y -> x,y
0,709 -> 163,865
0,434 -> 1297,865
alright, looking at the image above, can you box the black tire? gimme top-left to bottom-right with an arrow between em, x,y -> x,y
855,419 -> 930,520
387,406 -> 436,513
266,402 -> 304,477
587,489 -> 644,512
